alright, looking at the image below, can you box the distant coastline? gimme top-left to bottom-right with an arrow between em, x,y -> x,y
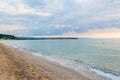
18,37 -> 78,40
0,34 -> 78,40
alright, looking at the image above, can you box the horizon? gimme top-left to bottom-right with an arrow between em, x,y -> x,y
0,0 -> 120,38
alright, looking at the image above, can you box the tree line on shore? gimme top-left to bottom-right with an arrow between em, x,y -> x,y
0,34 -> 18,40
0,33 -> 78,40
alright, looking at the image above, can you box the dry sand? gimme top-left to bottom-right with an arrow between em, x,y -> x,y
0,43 -> 107,80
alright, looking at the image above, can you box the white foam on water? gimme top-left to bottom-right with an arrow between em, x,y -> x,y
31,52 -> 120,80
90,68 -> 120,80
32,52 -> 43,57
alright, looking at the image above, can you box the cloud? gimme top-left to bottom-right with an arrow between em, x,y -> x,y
0,24 -> 26,33
54,24 -> 72,29
0,0 -> 120,37
63,27 -> 120,38
0,0 -> 51,16
54,0 -> 120,25
94,12 -> 120,21
43,0 -> 64,13
75,0 -> 87,3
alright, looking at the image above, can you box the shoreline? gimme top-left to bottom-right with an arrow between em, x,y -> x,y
0,43 -> 89,80
0,43 -> 109,80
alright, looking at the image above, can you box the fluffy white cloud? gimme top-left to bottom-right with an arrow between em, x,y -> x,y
54,24 -> 72,29
0,24 -> 26,33
75,0 -> 87,3
0,0 -> 51,16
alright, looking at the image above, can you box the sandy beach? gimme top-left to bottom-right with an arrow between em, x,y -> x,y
0,43 -> 91,80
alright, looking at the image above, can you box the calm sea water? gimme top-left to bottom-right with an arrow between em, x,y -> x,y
2,39 -> 120,80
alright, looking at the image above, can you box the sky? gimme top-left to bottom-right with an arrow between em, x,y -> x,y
0,0 -> 120,38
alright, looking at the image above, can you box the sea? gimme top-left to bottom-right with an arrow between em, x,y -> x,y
1,38 -> 120,80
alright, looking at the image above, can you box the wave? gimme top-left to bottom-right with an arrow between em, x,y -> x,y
90,68 -> 120,80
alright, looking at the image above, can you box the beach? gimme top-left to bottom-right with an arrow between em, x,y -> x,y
0,43 -> 91,80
